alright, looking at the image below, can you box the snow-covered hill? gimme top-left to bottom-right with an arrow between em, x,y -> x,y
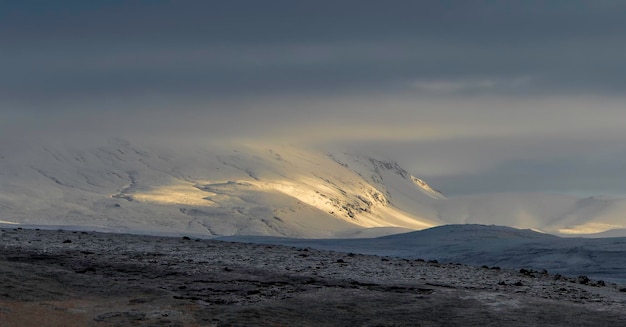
1,138 -> 626,237
221,224 -> 626,283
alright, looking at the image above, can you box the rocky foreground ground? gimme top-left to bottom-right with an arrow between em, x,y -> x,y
1,228 -> 625,326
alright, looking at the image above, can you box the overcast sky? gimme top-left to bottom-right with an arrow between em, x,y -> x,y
3,1 -> 626,196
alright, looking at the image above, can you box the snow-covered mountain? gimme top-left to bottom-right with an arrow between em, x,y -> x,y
0,138 -> 442,238
1,138 -> 626,237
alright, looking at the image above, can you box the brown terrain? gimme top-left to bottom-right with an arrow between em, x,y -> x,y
1,228 -> 625,326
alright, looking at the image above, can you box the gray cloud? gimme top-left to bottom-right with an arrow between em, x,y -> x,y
4,1 -> 626,103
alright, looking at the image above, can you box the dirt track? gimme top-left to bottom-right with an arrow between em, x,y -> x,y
1,228 -> 625,326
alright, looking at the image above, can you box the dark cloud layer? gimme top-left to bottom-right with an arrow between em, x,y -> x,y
4,1 -> 626,103
3,1 -> 626,196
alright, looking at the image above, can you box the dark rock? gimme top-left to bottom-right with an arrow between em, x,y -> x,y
75,267 -> 96,274
182,236 -> 191,240
62,239 -> 72,243
577,275 -> 590,285
513,281 -> 524,286
93,312 -> 123,322
519,268 -> 542,278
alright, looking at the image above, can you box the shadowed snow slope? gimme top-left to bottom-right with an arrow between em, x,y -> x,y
2,138 -> 626,237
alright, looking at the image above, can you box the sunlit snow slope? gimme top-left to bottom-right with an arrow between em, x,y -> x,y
1,138 -> 625,237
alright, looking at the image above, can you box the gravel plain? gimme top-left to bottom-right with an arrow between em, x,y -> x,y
1,227 -> 625,326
